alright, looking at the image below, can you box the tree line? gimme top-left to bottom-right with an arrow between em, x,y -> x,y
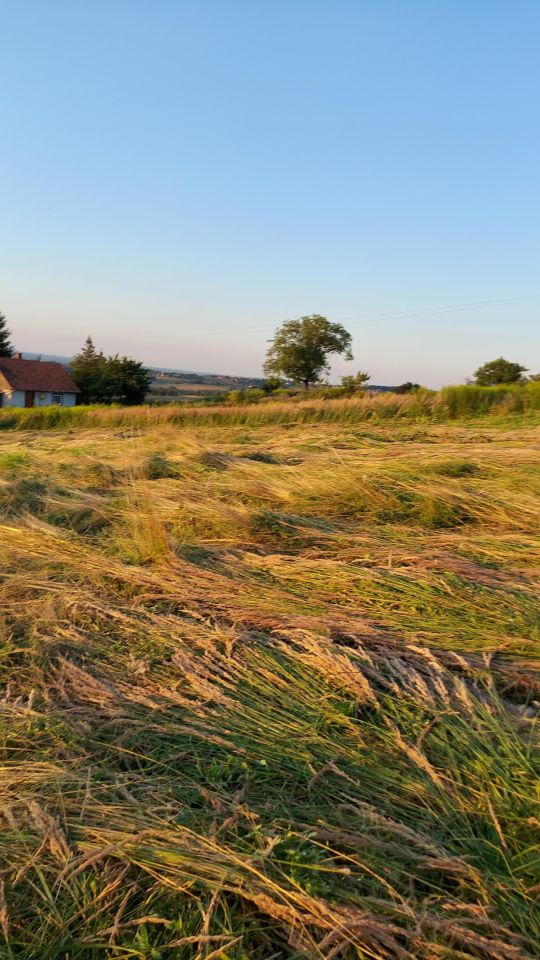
0,308 -> 537,403
263,314 -> 538,389
0,313 -> 150,404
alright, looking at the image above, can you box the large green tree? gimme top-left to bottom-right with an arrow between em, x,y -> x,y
474,357 -> 527,386
0,311 -> 14,357
99,355 -> 151,405
70,337 -> 150,405
264,315 -> 353,389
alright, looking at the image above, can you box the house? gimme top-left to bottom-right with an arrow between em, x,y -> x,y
0,354 -> 80,408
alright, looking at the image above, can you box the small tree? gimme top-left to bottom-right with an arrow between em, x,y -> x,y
262,375 -> 284,394
474,357 -> 527,386
0,311 -> 14,357
264,315 -> 353,389
341,370 -> 370,393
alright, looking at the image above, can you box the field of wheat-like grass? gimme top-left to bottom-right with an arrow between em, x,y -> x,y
0,410 -> 538,959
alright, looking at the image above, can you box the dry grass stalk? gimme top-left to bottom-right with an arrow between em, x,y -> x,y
0,411 -> 537,957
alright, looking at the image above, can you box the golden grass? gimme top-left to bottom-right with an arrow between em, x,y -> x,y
0,412 -> 538,958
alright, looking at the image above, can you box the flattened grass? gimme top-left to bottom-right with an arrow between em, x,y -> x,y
0,413 -> 538,958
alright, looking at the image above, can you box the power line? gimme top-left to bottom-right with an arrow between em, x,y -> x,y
170,293 -> 540,336
331,294 -> 540,324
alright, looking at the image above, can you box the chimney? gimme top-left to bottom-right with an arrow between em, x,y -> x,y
13,352 -> 22,360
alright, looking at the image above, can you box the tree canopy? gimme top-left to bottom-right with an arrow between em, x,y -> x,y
70,337 -> 151,405
0,311 -> 14,358
474,357 -> 527,386
264,315 -> 353,389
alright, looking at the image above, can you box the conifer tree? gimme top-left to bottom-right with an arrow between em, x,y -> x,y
0,311 -> 14,357
70,336 -> 106,403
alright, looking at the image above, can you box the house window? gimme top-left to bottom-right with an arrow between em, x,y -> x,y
39,392 -> 47,402
52,394 -> 64,405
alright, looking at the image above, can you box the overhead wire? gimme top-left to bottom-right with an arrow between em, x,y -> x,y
169,293 -> 540,336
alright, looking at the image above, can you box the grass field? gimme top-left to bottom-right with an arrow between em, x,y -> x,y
148,381 -> 229,404
0,401 -> 538,958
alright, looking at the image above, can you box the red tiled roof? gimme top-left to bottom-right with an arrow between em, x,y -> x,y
0,359 -> 79,393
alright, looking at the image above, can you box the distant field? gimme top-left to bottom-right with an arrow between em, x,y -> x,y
147,379 -> 229,403
0,405 -> 538,958
147,372 -> 266,403
150,380 -> 229,393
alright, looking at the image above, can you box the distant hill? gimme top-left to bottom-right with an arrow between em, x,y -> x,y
18,354 -> 405,394
19,352 -> 258,381
21,352 -> 74,365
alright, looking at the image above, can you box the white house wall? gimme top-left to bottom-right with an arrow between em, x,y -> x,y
33,392 -> 77,407
1,390 -> 26,407
0,391 -> 77,408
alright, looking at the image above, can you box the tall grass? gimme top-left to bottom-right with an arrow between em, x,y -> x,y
0,381 -> 539,431
439,381 -> 540,418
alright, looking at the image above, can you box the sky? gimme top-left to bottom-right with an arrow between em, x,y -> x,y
1,0 -> 539,386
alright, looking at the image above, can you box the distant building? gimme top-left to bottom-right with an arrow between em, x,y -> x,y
0,354 -> 80,408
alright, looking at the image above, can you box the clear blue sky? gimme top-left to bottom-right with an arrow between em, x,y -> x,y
1,1 -> 539,385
